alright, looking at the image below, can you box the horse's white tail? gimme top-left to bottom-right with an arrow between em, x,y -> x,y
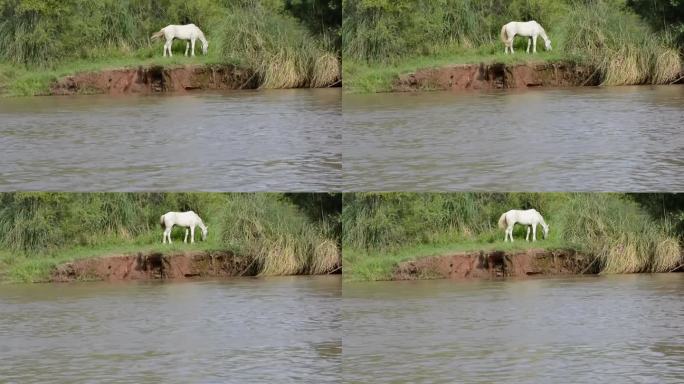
497,213 -> 507,229
159,214 -> 165,227
500,25 -> 508,43
151,29 -> 165,41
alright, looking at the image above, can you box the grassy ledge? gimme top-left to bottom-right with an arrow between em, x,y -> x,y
342,0 -> 683,93
342,193 -> 683,282
0,1 -> 340,96
0,193 -> 341,283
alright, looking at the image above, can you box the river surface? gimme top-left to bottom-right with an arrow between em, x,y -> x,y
0,276 -> 341,383
0,89 -> 341,191
343,274 -> 684,383
343,86 -> 684,191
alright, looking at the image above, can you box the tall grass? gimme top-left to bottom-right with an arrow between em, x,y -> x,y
343,0 -> 682,87
221,194 -> 340,276
0,193 -> 340,282
0,0 -> 340,92
342,193 -> 553,251
559,194 -> 681,273
563,1 -> 681,85
343,193 -> 682,276
218,3 -> 339,88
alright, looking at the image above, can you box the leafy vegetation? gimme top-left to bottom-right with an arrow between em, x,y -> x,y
0,0 -> 341,95
343,0 -> 683,92
0,193 -> 341,282
343,193 -> 683,281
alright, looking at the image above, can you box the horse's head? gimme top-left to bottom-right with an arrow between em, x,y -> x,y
202,40 -> 209,55
201,225 -> 208,241
542,223 -> 549,239
544,39 -> 552,51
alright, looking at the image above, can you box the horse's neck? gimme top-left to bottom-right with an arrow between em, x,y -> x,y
537,26 -> 549,42
197,30 -> 207,43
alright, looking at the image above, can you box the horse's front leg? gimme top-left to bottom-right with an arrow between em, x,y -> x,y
184,228 -> 189,243
191,38 -> 196,57
526,37 -> 531,54
532,225 -> 537,241
532,36 -> 538,53
526,226 -> 531,241
185,42 -> 190,57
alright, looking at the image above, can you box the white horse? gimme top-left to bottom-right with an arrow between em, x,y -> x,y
151,24 -> 208,57
500,21 -> 552,54
498,209 -> 549,242
160,211 -> 208,244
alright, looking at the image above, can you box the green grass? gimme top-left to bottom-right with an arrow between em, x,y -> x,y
344,237 -> 566,282
342,193 -> 682,281
343,45 -> 573,93
0,193 -> 340,283
0,239 -> 224,284
342,0 -> 682,93
0,48 -> 226,96
0,1 -> 340,96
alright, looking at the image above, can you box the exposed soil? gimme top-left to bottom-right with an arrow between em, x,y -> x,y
393,248 -> 594,280
50,64 -> 259,95
51,250 -> 257,282
394,62 -> 598,92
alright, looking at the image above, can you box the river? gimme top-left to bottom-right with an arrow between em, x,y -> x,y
343,274 -> 684,383
343,86 -> 684,191
0,89 -> 341,191
0,276 -> 341,383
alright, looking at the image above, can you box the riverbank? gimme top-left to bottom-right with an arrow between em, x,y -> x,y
345,56 -> 683,93
0,193 -> 341,283
0,59 -> 340,96
393,248 -> 592,280
347,244 -> 683,282
1,243 -> 342,284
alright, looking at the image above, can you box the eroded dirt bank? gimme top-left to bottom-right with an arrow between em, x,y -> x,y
393,248 -> 594,280
394,62 -> 598,92
50,64 -> 259,95
52,250 -> 256,282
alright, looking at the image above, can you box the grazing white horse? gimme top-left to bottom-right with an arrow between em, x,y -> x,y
500,21 -> 552,54
151,24 -> 208,57
160,211 -> 208,244
498,209 -> 549,242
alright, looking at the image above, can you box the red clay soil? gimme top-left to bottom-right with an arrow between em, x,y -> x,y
51,250 -> 257,282
393,248 -> 594,280
394,62 -> 598,92
50,64 -> 258,95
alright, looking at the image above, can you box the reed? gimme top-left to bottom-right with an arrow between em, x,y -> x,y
343,193 -> 682,280
0,193 -> 340,282
221,194 -> 340,276
218,3 -> 339,88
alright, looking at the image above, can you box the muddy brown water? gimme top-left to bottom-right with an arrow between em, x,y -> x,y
342,274 -> 684,383
343,85 -> 684,191
0,276 -> 341,383
0,89 -> 341,191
